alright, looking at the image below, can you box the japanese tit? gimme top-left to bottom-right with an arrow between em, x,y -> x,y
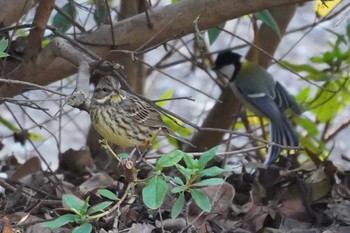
213,50 -> 300,165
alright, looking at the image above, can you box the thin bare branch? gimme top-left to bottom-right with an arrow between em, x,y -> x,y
0,78 -> 67,96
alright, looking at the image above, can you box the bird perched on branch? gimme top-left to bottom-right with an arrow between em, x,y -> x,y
213,51 -> 301,165
90,75 -> 189,148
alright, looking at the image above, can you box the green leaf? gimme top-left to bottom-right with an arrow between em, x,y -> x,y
295,86 -> 310,103
295,117 -> 319,137
198,146 -> 218,169
73,223 -> 92,233
156,150 -> 184,169
0,39 -> 8,51
87,201 -> 113,215
172,176 -> 184,185
171,192 -> 185,219
155,89 -> 174,107
190,189 -> 211,212
118,153 -> 129,159
41,38 -> 51,48
172,185 -> 187,193
280,61 -> 320,74
347,19 -> 350,41
142,176 -> 168,209
28,132 -> 45,141
0,51 -> 9,58
165,135 -> 179,147
80,197 -> 90,215
309,55 -> 326,64
0,116 -> 19,132
162,116 -> 192,137
199,166 -> 228,177
207,22 -> 225,45
183,153 -> 197,169
0,115 -> 45,141
192,178 -> 224,187
306,72 -> 341,82
300,135 -> 326,156
322,51 -> 335,65
93,1 -> 107,26
0,39 -> 9,57
175,164 -> 192,181
311,82 -> 341,122
63,194 -> 86,215
42,214 -> 77,229
156,89 -> 191,138
254,10 -> 281,37
52,3 -> 76,33
97,189 -> 118,201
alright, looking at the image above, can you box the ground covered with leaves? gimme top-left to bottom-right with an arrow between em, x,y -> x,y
1,146 -> 350,233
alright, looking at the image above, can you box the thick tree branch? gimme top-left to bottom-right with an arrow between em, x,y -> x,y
0,0 -> 39,27
81,0 -> 311,56
118,0 -> 146,94
1,37 -> 93,106
0,0 -> 311,99
24,0 -> 55,61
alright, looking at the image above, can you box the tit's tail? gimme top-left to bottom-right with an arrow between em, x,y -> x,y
265,117 -> 298,166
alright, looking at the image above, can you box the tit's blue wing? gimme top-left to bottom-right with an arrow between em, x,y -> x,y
244,93 -> 284,122
274,82 -> 301,114
241,94 -> 298,165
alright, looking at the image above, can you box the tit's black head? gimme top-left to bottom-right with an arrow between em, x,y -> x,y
212,50 -> 242,70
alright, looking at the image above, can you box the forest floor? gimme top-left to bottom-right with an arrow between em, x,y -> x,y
1,146 -> 350,233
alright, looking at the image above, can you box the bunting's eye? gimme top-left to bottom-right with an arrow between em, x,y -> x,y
97,87 -> 110,94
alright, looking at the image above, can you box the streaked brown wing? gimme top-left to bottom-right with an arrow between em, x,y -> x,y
121,93 -> 167,129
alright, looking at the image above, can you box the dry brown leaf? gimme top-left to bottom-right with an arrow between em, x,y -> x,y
305,166 -> 332,201
78,172 -> 117,195
25,224 -> 71,233
127,223 -> 154,233
331,172 -> 350,200
278,199 -> 310,221
277,215 -> 313,231
155,218 -> 186,231
242,203 -> 268,232
190,182 -> 235,217
231,192 -> 254,216
2,216 -> 14,233
10,156 -> 41,181
59,148 -> 96,174
326,200 -> 350,225
324,226 -> 350,233
55,180 -> 77,198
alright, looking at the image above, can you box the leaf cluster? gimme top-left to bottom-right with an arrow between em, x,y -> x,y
282,22 -> 350,159
42,190 -> 117,233
142,146 -> 228,218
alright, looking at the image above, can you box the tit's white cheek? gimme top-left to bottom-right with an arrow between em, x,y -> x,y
219,65 -> 236,80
